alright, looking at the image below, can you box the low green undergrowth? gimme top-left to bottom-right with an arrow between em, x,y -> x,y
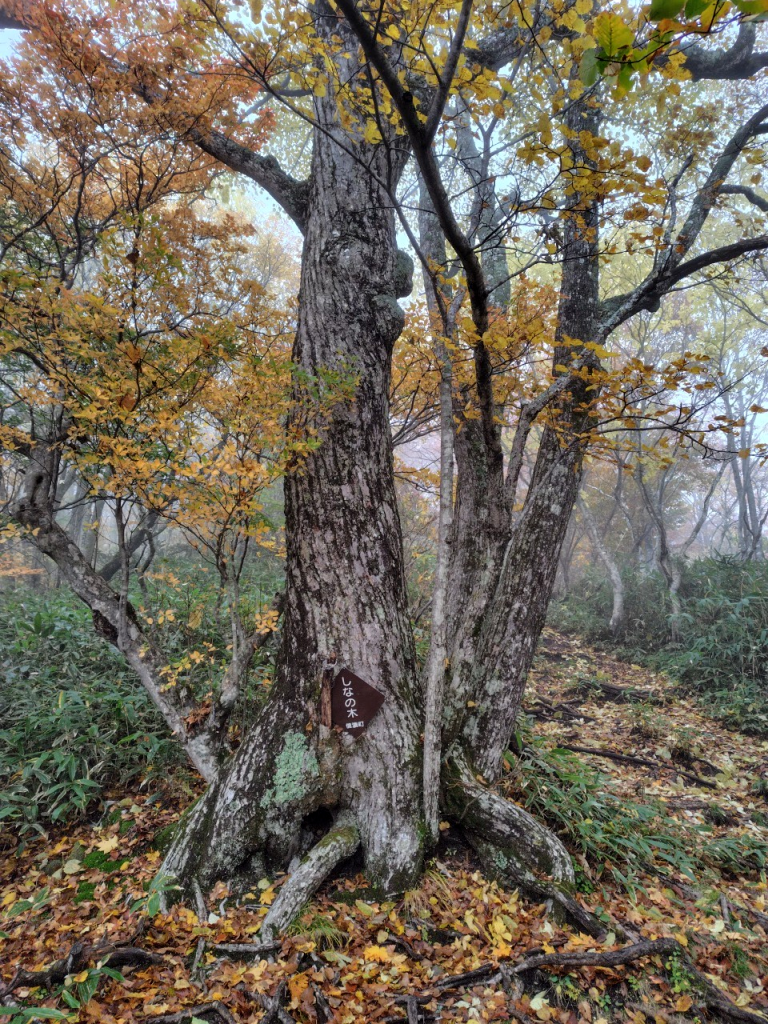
551,557 -> 768,735
509,735 -> 766,893
1,555 -> 284,840
0,588 -> 181,841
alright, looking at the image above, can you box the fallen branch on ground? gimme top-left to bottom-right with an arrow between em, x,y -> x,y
0,941 -> 163,996
558,743 -> 716,789
525,697 -> 596,724
211,941 -> 282,958
575,679 -> 654,703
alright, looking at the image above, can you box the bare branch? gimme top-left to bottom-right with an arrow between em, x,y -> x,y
720,183 -> 768,213
679,23 -> 768,80
600,98 -> 768,333
424,0 -> 474,143
186,128 -> 310,234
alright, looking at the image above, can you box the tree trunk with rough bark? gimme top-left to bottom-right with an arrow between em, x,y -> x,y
8,0 -> 768,948
162,40 -> 428,897
443,94 -> 601,792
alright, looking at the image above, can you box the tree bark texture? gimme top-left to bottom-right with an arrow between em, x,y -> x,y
163,20 -> 427,897
444,94 -> 602,781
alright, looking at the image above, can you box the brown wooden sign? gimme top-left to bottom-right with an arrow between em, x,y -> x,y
331,668 -> 385,737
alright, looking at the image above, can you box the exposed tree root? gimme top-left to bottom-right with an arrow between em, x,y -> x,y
434,963 -> 497,989
259,816 -> 360,943
511,935 -> 680,973
442,747 -> 575,889
438,748 -> 620,937
388,938 -> 767,1024
515,878 -> 613,940
512,938 -> 768,1024
250,979 -> 296,1023
0,942 -> 163,997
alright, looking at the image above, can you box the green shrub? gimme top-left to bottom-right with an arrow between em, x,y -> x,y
653,559 -> 768,733
0,587 -> 181,838
0,553 -> 284,838
552,563 -> 670,652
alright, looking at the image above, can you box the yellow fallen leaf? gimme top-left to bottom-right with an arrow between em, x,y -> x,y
675,994 -> 693,1013
96,835 -> 119,854
363,945 -> 391,963
289,972 -> 309,1004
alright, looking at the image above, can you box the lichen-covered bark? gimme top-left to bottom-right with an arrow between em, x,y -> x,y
259,816 -> 359,942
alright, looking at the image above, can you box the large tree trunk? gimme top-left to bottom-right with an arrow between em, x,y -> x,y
162,44 -> 577,908
163,38 -> 426,896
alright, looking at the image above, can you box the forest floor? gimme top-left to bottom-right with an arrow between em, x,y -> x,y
1,632 -> 767,1024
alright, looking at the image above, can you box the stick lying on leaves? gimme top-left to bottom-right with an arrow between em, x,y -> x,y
0,940 -> 163,997
390,938 -> 767,1024
558,743 -> 717,789
575,679 -> 654,704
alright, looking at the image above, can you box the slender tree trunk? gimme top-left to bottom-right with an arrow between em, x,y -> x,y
447,93 -> 602,783
65,478 -> 90,550
81,497 -> 104,568
11,444 -> 221,781
418,188 -> 456,846
578,495 -> 624,634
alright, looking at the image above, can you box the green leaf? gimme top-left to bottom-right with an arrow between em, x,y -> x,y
0,1010 -> 70,1020
580,46 -> 601,85
616,63 -> 635,95
684,0 -> 710,17
648,0 -> 686,18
